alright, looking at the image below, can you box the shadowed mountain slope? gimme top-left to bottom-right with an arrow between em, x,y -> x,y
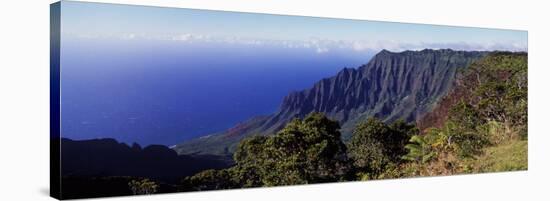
60,138 -> 231,183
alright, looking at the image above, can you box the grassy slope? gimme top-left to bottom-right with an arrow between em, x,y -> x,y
471,140 -> 528,173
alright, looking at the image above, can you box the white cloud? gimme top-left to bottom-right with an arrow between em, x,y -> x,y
316,47 -> 329,54
171,33 -> 192,41
67,32 -> 527,53
120,33 -> 136,40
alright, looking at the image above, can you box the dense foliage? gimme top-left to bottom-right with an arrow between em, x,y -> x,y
181,113 -> 353,190
400,52 -> 527,176
178,52 -> 527,191
348,118 -> 417,179
128,179 -> 158,195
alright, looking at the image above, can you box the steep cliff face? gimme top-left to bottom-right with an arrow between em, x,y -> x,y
173,49 -> 487,156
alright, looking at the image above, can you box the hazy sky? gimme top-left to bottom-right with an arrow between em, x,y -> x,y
60,1 -> 527,53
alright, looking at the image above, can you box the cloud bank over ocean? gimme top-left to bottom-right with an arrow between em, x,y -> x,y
65,32 -> 528,54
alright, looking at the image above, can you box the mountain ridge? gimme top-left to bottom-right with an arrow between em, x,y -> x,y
59,138 -> 232,183
173,49 -> 488,156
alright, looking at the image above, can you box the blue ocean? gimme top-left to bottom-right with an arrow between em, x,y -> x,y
60,39 -> 372,146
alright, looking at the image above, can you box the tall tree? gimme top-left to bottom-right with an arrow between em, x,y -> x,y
260,112 -> 351,185
348,118 -> 416,177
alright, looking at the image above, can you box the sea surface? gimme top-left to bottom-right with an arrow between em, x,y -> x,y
60,39 -> 372,146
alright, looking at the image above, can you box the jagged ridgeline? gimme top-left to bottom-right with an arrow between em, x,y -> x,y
173,49 -> 488,156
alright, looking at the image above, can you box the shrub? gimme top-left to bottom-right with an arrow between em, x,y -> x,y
128,179 -> 158,195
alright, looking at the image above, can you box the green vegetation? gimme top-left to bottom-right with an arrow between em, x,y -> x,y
181,113 -> 352,190
238,113 -> 351,186
128,179 -> 159,195
185,169 -> 235,190
348,118 -> 416,179
468,140 -> 527,173
178,52 -> 527,191
396,52 -> 527,177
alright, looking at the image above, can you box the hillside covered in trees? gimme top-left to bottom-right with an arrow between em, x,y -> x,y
174,51 -> 527,191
